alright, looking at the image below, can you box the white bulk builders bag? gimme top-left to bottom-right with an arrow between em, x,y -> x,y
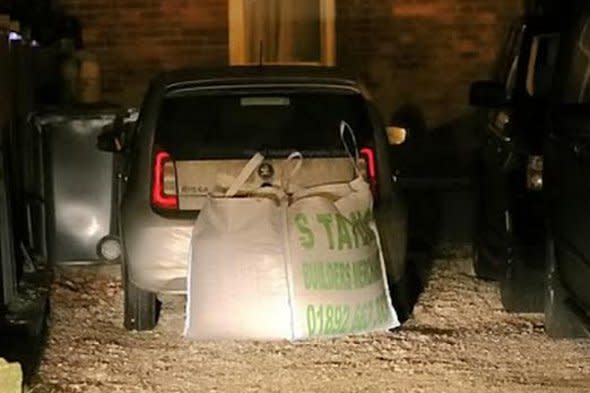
185,123 -> 399,340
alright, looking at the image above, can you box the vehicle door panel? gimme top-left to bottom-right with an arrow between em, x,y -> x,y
548,12 -> 590,309
478,24 -> 525,256
479,110 -> 514,252
480,30 -> 560,253
547,105 -> 590,309
0,34 -> 16,307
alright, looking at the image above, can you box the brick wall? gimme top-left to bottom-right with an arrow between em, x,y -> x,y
337,0 -> 525,126
59,0 -> 524,127
58,0 -> 229,106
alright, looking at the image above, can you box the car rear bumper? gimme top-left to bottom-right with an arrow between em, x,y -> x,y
121,202 -> 194,294
121,195 -> 407,295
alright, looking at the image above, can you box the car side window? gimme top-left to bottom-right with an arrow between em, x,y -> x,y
485,24 -> 523,135
526,34 -> 560,98
564,15 -> 590,103
497,24 -> 522,79
500,24 -> 525,98
505,56 -> 519,98
578,17 -> 590,103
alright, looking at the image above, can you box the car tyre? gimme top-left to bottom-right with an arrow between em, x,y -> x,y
473,157 -> 503,282
122,261 -> 161,331
544,229 -> 588,339
387,259 -> 423,325
500,252 -> 544,313
374,202 -> 415,324
472,238 -> 502,281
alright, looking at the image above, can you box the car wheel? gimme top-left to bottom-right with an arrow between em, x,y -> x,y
387,251 -> 426,326
122,261 -> 161,331
500,253 -> 544,313
473,160 -> 504,282
472,238 -> 501,281
544,229 -> 588,339
374,201 -> 415,324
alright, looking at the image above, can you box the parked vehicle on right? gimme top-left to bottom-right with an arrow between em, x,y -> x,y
544,1 -> 590,338
470,14 -> 562,312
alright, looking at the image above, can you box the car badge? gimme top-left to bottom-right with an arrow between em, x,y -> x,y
258,162 -> 275,181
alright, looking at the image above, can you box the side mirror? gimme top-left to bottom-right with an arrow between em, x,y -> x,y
469,81 -> 509,108
386,126 -> 408,145
97,128 -> 123,153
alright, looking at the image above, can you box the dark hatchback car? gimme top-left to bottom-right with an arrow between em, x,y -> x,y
544,2 -> 590,338
98,66 -> 413,331
470,14 -> 561,311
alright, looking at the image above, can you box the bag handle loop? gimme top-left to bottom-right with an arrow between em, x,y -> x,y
280,151 -> 303,194
225,153 -> 265,197
340,121 -> 362,177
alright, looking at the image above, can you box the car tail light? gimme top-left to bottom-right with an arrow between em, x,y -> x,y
151,149 -> 178,210
360,147 -> 378,197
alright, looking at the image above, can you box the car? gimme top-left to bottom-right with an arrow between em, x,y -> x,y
0,30 -> 51,383
98,66 -> 412,331
544,1 -> 590,338
469,14 -> 562,312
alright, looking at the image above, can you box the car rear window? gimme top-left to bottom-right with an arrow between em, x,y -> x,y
154,91 -> 374,159
526,34 -> 561,98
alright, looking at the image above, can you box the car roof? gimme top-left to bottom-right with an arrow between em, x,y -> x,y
154,66 -> 362,92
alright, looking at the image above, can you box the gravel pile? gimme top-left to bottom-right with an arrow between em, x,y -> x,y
34,257 -> 590,393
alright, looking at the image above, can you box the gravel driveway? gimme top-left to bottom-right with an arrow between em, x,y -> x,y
34,256 -> 590,393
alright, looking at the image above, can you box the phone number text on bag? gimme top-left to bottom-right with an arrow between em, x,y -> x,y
305,294 -> 391,337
